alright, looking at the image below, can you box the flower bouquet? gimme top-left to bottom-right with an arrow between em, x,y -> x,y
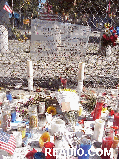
101,23 -> 118,47
80,89 -> 97,112
64,110 -> 78,131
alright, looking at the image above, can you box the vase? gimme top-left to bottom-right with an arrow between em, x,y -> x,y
106,45 -> 112,56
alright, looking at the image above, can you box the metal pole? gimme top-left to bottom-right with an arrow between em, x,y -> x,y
20,0 -> 21,23
12,0 -> 14,28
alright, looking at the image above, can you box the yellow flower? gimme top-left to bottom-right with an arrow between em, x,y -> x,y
24,37 -> 28,40
102,107 -> 107,113
104,23 -> 110,28
47,106 -> 56,116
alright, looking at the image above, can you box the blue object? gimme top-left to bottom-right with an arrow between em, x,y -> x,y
9,12 -> 20,19
14,12 -> 20,19
34,152 -> 45,159
116,27 -> 119,35
26,132 -> 31,138
76,122 -> 79,126
110,30 -> 113,33
11,111 -> 16,122
22,137 -> 28,147
11,120 -> 28,125
77,144 -> 91,159
45,127 -> 48,131
6,93 -> 12,102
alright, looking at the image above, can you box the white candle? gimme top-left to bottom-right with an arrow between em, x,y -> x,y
12,131 -> 22,148
28,77 -> 33,91
78,80 -> 83,94
93,119 -> 105,142
27,60 -> 33,91
78,62 -> 85,81
27,60 -> 33,77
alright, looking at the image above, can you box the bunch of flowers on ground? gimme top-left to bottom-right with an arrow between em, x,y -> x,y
101,23 -> 118,47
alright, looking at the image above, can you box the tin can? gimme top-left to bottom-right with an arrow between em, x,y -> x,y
29,105 -> 38,129
29,113 -> 38,128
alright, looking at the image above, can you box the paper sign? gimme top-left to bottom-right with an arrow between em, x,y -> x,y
62,102 -> 70,112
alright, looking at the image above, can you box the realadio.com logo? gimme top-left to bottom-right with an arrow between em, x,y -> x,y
45,148 -> 113,158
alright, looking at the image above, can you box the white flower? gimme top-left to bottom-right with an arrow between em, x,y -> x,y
105,28 -> 111,35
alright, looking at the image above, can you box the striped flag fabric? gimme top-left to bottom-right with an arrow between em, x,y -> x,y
0,131 -> 16,155
3,2 -> 13,14
57,14 -> 62,22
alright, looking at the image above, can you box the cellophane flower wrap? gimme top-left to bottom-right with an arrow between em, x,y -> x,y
101,23 -> 119,47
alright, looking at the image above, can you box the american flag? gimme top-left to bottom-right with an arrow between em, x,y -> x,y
0,131 -> 16,155
57,14 -> 62,22
3,2 -> 13,14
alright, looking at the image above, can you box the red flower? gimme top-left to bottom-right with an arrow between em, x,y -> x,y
78,119 -> 84,124
25,148 -> 37,159
44,142 -> 55,148
91,110 -> 95,117
114,34 -> 118,40
110,35 -> 114,40
81,94 -> 85,97
111,126 -> 119,130
110,110 -> 114,116
113,30 -> 116,33
102,92 -> 107,96
103,34 -> 107,39
109,26 -> 113,30
112,42 -> 116,46
104,35 -> 110,41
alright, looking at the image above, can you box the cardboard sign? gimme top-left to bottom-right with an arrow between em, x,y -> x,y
62,102 -> 70,112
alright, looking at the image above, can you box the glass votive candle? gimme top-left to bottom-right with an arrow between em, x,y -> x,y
78,106 -> 83,116
101,136 -> 113,159
112,135 -> 119,149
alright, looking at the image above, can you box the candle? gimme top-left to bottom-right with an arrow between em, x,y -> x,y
78,80 -> 83,94
101,136 -> 113,159
27,60 -> 33,77
93,119 -> 105,142
12,131 -> 22,148
78,62 -> 85,96
28,77 -> 33,91
51,118 -> 65,135
113,113 -> 119,127
112,135 -> 119,149
27,60 -> 33,91
78,62 -> 85,81
78,106 -> 83,116
93,99 -> 104,120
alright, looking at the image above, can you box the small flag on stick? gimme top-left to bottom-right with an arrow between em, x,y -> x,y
3,2 -> 13,14
0,131 -> 16,155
